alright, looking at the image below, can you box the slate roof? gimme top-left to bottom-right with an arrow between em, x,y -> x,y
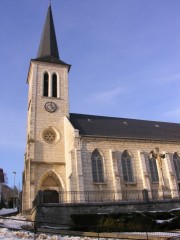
33,4 -> 70,70
69,113 -> 180,142
33,56 -> 70,67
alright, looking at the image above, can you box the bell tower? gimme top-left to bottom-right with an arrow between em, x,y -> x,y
22,4 -> 70,214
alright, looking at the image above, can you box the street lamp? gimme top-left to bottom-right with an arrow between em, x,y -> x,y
12,171 -> 16,209
12,171 -> 16,189
0,169 -> 5,205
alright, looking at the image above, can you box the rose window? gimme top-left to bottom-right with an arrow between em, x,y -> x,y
43,128 -> 56,144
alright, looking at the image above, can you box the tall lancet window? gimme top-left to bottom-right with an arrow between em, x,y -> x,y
173,152 -> 180,180
121,150 -> 134,183
149,153 -> 159,182
43,72 -> 49,97
91,149 -> 104,183
52,73 -> 57,98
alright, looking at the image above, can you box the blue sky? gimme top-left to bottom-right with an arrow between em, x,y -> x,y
0,0 -> 180,188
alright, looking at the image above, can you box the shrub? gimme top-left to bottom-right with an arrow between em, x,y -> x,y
144,211 -> 174,220
70,211 -> 180,232
170,209 -> 180,217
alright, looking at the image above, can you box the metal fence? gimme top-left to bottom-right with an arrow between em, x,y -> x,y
33,189 -> 180,207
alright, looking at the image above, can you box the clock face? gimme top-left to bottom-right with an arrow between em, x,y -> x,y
44,102 -> 57,113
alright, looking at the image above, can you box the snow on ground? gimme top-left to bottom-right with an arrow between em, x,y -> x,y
0,229 -> 105,240
0,228 -> 110,240
0,212 -> 180,239
156,218 -> 174,224
1,228 -> 180,240
0,214 -> 31,229
0,208 -> 18,215
0,214 -> 117,240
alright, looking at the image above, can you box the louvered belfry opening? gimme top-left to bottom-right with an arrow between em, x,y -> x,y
43,72 -> 49,97
52,73 -> 57,97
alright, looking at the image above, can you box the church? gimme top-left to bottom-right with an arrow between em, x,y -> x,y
22,5 -> 180,215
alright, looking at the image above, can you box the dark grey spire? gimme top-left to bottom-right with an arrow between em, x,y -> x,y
37,4 -> 59,59
34,5 -> 70,70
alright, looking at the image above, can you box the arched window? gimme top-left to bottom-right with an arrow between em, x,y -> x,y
43,72 -> 49,97
91,149 -> 104,183
52,73 -> 57,98
149,155 -> 159,182
121,150 -> 134,183
173,152 -> 180,180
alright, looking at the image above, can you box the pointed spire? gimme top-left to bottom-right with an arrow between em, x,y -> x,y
34,5 -> 71,70
37,4 -> 59,59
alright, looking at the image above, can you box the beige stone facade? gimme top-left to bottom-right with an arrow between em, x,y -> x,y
22,58 -> 180,213
80,137 -> 179,193
22,61 -> 70,212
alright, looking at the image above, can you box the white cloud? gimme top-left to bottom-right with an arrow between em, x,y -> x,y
160,74 -> 180,84
164,108 -> 180,119
91,86 -> 126,103
171,75 -> 180,82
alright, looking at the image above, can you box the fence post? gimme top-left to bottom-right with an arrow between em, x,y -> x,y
142,189 -> 149,202
39,191 -> 43,205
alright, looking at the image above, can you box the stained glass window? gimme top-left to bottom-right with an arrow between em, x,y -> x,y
173,152 -> 180,180
149,154 -> 159,182
91,149 -> 104,183
121,150 -> 134,183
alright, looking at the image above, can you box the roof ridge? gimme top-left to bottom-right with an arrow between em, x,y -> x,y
70,113 -> 179,125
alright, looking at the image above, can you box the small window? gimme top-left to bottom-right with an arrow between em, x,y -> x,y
43,73 -> 49,97
91,149 -> 104,183
149,155 -> 159,182
52,73 -> 57,98
121,150 -> 134,183
173,152 -> 180,180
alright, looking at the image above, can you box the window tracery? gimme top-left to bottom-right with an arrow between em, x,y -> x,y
173,152 -> 180,180
149,153 -> 159,182
43,128 -> 57,144
91,149 -> 104,183
121,150 -> 134,183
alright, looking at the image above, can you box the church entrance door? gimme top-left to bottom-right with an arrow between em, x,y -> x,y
43,190 -> 59,203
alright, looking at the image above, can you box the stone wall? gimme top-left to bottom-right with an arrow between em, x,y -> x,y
31,200 -> 180,226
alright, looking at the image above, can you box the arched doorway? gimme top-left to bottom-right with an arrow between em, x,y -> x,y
37,170 -> 64,203
43,190 -> 59,203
